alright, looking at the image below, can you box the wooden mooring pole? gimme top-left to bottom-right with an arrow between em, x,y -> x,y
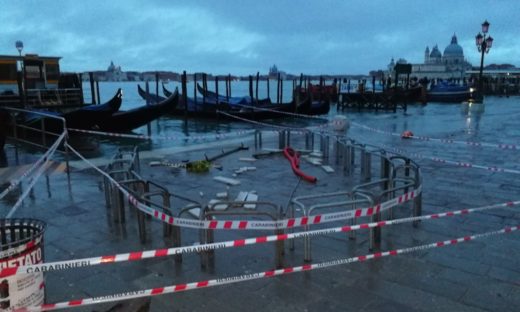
182,71 -> 187,118
88,72 -> 96,104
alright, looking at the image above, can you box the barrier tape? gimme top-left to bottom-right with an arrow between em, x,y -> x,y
68,128 -> 255,142
378,144 -> 520,175
67,142 -> 422,231
351,122 -> 519,150
0,131 -> 67,200
230,102 -> 330,121
217,111 -> 315,131
5,133 -> 66,218
1,197 -> 517,279
12,224 -> 519,311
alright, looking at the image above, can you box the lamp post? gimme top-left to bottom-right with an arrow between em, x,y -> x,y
475,20 -> 494,102
15,41 -> 23,56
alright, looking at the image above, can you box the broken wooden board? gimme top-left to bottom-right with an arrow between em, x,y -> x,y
322,165 -> 335,173
244,193 -> 258,209
213,176 -> 241,185
239,157 -> 257,162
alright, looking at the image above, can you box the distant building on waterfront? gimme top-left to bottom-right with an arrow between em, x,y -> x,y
268,64 -> 286,79
387,34 -> 473,80
106,61 -> 127,81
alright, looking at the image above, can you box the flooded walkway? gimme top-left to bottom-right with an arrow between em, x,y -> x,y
1,98 -> 520,311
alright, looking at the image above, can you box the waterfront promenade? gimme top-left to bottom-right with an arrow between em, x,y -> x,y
1,98 -> 520,311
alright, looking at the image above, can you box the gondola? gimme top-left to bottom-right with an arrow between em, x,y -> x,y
96,88 -> 179,132
195,83 -> 272,106
20,88 -> 123,133
165,84 -> 312,120
137,84 -> 166,103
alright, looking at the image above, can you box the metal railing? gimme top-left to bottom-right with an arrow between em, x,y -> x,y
199,200 -> 284,270
1,106 -> 69,172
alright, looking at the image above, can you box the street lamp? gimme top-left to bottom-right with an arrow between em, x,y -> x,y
15,41 -> 23,56
475,20 -> 494,102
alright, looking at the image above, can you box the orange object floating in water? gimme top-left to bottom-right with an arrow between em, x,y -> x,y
401,130 -> 414,139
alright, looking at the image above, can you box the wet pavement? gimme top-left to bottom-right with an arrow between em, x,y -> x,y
1,98 -> 520,311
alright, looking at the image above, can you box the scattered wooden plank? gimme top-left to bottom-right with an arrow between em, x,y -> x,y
213,176 -> 241,185
235,191 -> 249,202
322,165 -> 335,173
208,199 -> 228,210
239,157 -> 257,162
216,192 -> 228,199
244,192 -> 258,209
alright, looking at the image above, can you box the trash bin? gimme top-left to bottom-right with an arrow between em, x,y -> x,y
0,219 -> 45,309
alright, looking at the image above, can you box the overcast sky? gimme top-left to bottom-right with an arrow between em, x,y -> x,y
1,0 -> 518,76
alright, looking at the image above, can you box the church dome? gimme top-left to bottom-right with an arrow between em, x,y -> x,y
443,34 -> 463,56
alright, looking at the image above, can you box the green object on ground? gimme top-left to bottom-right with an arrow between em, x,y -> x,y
186,160 -> 211,173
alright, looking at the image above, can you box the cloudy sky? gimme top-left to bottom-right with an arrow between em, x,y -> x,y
1,0 -> 518,75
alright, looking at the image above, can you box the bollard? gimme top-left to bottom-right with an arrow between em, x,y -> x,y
344,144 -> 354,175
360,150 -> 371,182
0,219 -> 46,310
254,130 -> 263,149
305,132 -> 311,150
278,130 -> 286,149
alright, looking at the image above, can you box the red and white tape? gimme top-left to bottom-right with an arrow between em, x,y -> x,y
380,144 -> 520,175
351,122 -> 519,150
1,198 -> 516,279
67,142 -> 421,231
68,128 -> 255,142
0,131 -> 67,200
5,133 -> 66,218
12,224 -> 519,312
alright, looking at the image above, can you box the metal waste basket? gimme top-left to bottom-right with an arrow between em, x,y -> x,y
0,219 -> 45,309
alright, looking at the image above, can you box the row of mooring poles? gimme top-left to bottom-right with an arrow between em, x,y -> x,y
195,72 -> 288,105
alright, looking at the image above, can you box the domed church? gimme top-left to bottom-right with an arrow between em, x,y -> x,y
389,34 -> 473,79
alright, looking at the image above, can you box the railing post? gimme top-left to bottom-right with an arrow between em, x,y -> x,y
369,200 -> 382,251
360,149 -> 371,182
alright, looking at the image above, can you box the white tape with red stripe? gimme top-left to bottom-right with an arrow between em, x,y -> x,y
0,131 -> 67,201
13,224 -> 519,311
68,128 -> 255,141
5,132 -> 67,218
379,144 -> 520,175
2,198 -> 517,279
352,122 -> 519,150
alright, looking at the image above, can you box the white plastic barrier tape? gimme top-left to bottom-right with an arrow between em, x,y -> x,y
12,224 -> 519,311
68,128 -> 255,142
0,131 -> 67,200
351,121 -> 519,150
379,144 -> 520,175
217,111 -> 318,131
1,198 -> 516,279
5,132 -> 66,218
67,141 -> 421,231
229,103 -> 330,121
